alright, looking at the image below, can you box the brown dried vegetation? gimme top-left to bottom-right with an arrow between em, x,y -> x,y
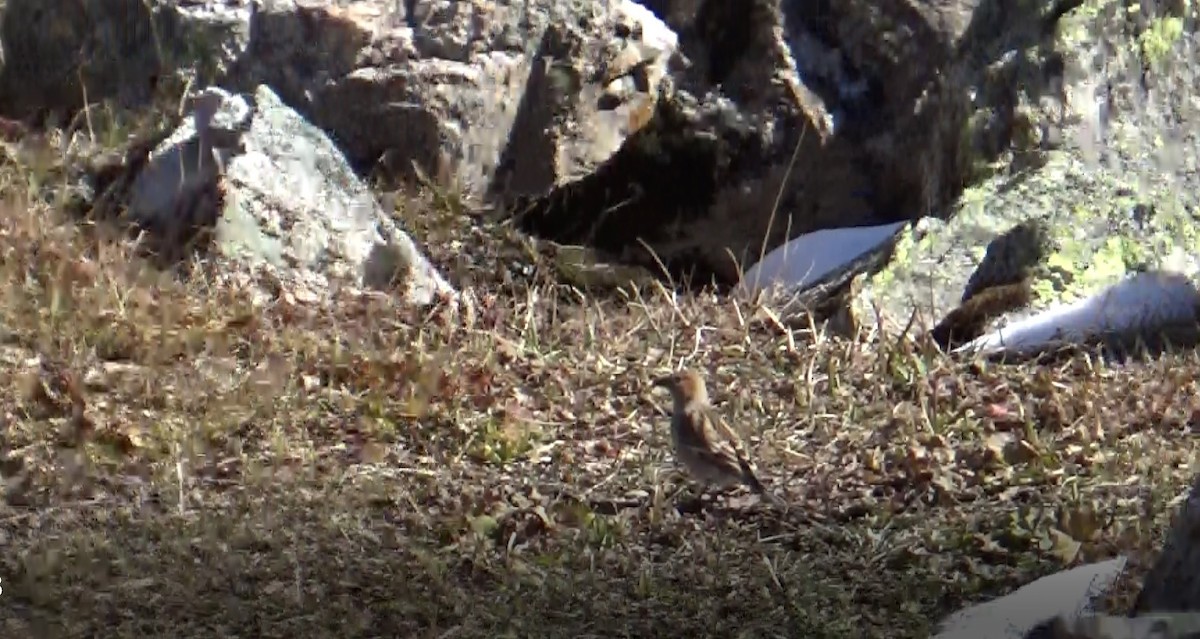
0,111 -> 1198,639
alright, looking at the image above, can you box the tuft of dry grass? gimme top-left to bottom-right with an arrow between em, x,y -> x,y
1,115 -> 1198,639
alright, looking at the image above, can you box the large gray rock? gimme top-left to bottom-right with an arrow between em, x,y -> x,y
122,84 -> 455,306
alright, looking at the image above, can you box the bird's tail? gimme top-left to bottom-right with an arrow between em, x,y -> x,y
740,461 -> 787,509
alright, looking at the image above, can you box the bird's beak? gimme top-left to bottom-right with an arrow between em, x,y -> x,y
651,375 -> 672,389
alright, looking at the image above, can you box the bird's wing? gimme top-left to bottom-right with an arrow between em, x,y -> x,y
701,407 -> 752,458
678,436 -> 745,475
680,407 -> 750,470
700,407 -> 774,489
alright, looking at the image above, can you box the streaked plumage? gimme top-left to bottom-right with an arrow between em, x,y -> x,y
653,369 -> 784,508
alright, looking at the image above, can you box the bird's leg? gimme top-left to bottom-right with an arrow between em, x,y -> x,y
655,466 -> 693,504
666,467 -> 699,502
661,471 -> 713,514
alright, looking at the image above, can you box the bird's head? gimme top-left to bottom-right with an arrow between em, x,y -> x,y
652,368 -> 709,406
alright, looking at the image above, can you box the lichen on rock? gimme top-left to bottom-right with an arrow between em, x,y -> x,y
857,145 -> 1200,342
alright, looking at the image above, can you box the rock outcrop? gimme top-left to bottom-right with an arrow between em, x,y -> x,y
855,0 -> 1200,349
0,0 -> 1077,295
932,471 -> 1200,638
932,556 -> 1128,639
3,0 -> 1199,344
1025,612 -> 1200,639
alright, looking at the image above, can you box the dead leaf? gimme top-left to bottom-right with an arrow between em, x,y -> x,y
359,442 -> 389,465
985,403 -> 1010,419
1058,504 -> 1103,542
863,447 -> 883,472
95,426 -> 141,456
980,433 -> 1007,456
1045,528 -> 1082,563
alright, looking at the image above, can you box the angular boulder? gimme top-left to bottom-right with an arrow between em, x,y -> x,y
84,84 -> 455,306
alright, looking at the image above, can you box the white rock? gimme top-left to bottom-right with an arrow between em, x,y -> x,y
956,270 -> 1200,357
932,556 -> 1128,639
735,221 -> 907,298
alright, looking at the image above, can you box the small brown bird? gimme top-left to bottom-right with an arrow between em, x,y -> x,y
652,369 -> 785,508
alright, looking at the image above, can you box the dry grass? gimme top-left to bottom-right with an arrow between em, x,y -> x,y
0,120 -> 1198,639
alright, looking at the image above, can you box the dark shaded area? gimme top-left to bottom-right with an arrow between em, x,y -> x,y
403,0 -> 420,30
53,110 -> 230,274
635,0 -> 673,26
504,93 -> 764,291
960,218 -> 1055,306
692,0 -> 758,85
0,0 -> 194,125
1020,616 -> 1061,639
1099,322 -> 1200,365
0,486 -> 965,639
312,83 -> 447,182
790,0 -> 965,219
793,0 -> 956,105
1130,470 -> 1200,616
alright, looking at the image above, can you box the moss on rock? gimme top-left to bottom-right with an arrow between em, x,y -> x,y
855,150 -> 1200,332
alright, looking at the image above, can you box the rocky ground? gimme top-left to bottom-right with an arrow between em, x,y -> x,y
1,142 -> 1198,637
